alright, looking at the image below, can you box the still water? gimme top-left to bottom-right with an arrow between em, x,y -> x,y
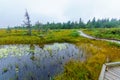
0,43 -> 86,80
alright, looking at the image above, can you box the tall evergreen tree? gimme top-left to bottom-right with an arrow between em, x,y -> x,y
79,18 -> 85,28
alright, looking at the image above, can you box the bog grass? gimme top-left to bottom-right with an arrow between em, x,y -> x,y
0,29 -> 80,44
0,28 -> 120,79
84,28 -> 120,40
55,39 -> 120,80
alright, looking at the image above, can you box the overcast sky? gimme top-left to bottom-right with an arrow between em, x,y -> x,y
0,0 -> 120,27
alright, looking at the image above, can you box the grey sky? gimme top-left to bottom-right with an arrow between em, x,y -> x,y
0,0 -> 120,27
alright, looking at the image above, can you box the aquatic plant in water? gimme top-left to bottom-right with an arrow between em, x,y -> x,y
2,67 -> 8,73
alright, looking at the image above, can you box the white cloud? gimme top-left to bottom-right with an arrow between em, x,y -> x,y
0,0 -> 120,27
24,0 -> 70,22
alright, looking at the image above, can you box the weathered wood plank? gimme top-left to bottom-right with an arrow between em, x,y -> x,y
105,62 -> 120,67
105,72 -> 119,80
104,74 -> 114,80
107,70 -> 120,78
110,68 -> 120,75
99,62 -> 120,80
99,64 -> 106,80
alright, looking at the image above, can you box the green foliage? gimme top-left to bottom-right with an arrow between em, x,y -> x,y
108,42 -> 120,47
54,60 -> 92,80
13,17 -> 120,30
84,28 -> 120,40
0,29 -> 82,45
0,28 -> 120,80
54,36 -> 120,80
86,18 -> 120,28
69,30 -> 79,37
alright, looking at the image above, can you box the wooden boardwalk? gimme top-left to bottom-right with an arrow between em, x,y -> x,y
99,62 -> 120,80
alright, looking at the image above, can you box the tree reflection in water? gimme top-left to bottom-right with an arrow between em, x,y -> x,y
30,44 -> 35,61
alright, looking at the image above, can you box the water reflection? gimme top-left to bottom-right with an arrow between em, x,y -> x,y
38,44 -> 44,49
0,43 -> 86,80
29,44 -> 35,61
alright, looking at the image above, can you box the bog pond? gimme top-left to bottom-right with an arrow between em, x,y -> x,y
0,43 -> 87,80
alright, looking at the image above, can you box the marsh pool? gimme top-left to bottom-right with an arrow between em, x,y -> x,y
0,43 -> 86,80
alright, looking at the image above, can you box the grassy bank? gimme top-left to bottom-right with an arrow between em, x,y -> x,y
83,28 -> 120,40
55,39 -> 120,80
0,29 -> 80,44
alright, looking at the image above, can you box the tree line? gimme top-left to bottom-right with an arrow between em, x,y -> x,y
11,11 -> 120,36
28,18 -> 120,30
13,10 -> 120,31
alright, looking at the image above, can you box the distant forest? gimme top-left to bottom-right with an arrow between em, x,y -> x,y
14,18 -> 120,29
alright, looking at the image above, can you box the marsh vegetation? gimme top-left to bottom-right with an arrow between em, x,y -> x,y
0,16 -> 120,80
0,28 -> 119,80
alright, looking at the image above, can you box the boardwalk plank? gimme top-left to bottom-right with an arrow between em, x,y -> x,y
99,62 -> 120,80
